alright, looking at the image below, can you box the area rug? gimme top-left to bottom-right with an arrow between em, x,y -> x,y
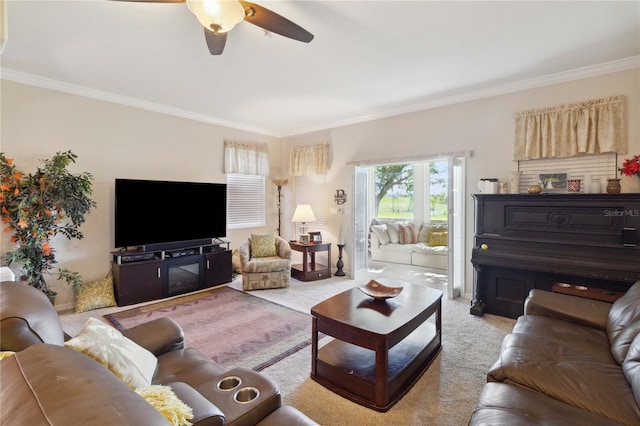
104,287 -> 315,371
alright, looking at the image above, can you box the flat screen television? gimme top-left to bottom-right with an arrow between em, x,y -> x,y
115,178 -> 227,249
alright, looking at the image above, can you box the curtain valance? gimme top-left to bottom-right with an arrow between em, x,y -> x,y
224,141 -> 270,176
290,143 -> 329,176
513,95 -> 627,160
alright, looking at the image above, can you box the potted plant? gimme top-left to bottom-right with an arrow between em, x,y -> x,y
619,154 -> 640,193
0,151 -> 97,303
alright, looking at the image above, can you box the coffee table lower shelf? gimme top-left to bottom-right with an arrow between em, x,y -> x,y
311,323 -> 441,411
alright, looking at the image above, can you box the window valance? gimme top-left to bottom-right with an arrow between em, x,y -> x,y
513,95 -> 627,160
290,143 -> 329,176
224,141 -> 270,176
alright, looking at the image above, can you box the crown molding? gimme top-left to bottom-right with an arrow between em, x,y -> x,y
0,68 -> 280,137
288,56 -> 640,136
2,56 -> 639,138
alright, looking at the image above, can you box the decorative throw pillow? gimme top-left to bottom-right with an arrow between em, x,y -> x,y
0,351 -> 15,360
65,317 -> 158,389
250,234 -> 277,257
386,222 -> 401,244
135,385 -> 193,426
428,231 -> 448,247
75,275 -> 117,313
418,224 -> 431,242
371,224 -> 390,245
398,224 -> 417,244
232,249 -> 243,273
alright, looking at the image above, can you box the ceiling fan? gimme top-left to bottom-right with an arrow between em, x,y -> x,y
115,0 -> 314,55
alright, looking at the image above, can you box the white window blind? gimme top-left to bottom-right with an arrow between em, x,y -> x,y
294,175 -> 328,231
517,152 -> 617,192
227,174 -> 265,229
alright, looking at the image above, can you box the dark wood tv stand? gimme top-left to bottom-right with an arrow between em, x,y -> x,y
111,242 -> 232,306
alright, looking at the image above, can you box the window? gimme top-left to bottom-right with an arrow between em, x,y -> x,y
374,164 -> 414,220
428,160 -> 448,222
226,174 -> 265,229
295,175 -> 328,231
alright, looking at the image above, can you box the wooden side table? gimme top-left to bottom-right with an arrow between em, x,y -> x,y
290,241 -> 331,281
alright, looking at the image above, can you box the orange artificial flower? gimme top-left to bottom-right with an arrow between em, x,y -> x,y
0,183 -> 10,191
10,236 -> 17,243
13,171 -> 22,182
1,217 -> 9,224
17,218 -> 28,229
44,209 -> 52,216
4,226 -> 12,233
1,206 -> 7,214
13,188 -> 19,196
5,158 -> 13,165
42,243 -> 52,256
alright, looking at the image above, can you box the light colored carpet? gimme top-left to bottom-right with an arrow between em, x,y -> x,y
60,262 -> 515,425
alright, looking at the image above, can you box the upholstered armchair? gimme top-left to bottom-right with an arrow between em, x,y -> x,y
239,235 -> 292,290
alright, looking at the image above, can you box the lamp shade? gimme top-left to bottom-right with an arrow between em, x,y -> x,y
186,0 -> 245,33
291,204 -> 316,223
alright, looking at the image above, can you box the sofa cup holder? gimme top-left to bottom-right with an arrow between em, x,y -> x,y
233,387 -> 260,404
217,376 -> 242,391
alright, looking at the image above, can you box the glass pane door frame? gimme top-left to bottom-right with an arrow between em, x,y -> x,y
351,157 -> 467,299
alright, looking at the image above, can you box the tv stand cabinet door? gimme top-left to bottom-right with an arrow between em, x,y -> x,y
204,250 -> 232,288
113,260 -> 163,306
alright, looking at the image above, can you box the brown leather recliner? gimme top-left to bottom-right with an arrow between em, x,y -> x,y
470,280 -> 640,425
0,281 -> 317,426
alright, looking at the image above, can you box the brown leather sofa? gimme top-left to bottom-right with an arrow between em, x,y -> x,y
0,281 -> 318,426
470,280 -> 640,425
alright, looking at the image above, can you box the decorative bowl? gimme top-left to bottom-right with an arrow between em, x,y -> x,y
358,280 -> 403,300
527,185 -> 542,194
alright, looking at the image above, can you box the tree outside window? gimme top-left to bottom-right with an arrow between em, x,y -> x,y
429,160 -> 448,221
375,164 -> 413,220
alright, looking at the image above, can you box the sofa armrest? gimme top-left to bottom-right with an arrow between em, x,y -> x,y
122,317 -> 185,356
276,237 -> 292,260
168,382 -> 225,426
239,239 -> 251,267
369,232 -> 381,249
524,289 -> 611,330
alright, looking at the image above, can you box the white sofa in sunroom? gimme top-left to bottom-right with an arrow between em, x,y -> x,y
369,219 -> 448,270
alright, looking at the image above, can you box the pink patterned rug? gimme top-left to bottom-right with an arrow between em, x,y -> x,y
105,287 -> 313,371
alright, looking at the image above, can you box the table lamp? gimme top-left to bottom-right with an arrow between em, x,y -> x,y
292,204 -> 316,242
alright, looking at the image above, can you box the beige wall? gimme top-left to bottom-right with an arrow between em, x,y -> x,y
287,68 -> 639,296
0,81 -> 281,308
2,67 -> 638,307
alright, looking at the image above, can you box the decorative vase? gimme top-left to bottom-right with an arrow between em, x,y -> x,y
606,178 -> 621,194
583,174 -> 592,193
508,171 -> 522,194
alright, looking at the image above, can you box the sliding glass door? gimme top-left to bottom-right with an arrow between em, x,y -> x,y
351,155 -> 467,299
352,166 -> 369,276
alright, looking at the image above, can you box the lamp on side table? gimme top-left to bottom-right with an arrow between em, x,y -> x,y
292,204 -> 316,242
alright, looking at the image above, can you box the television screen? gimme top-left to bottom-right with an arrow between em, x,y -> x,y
115,178 -> 227,249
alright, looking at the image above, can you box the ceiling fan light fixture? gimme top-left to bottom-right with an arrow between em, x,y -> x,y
186,0 -> 245,34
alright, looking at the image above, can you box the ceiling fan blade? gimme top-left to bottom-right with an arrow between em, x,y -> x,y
204,29 -> 227,55
238,1 -> 313,43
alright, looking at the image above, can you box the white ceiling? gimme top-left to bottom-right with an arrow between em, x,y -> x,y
1,1 -> 639,137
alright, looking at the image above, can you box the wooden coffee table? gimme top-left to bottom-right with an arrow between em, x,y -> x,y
310,280 -> 442,411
